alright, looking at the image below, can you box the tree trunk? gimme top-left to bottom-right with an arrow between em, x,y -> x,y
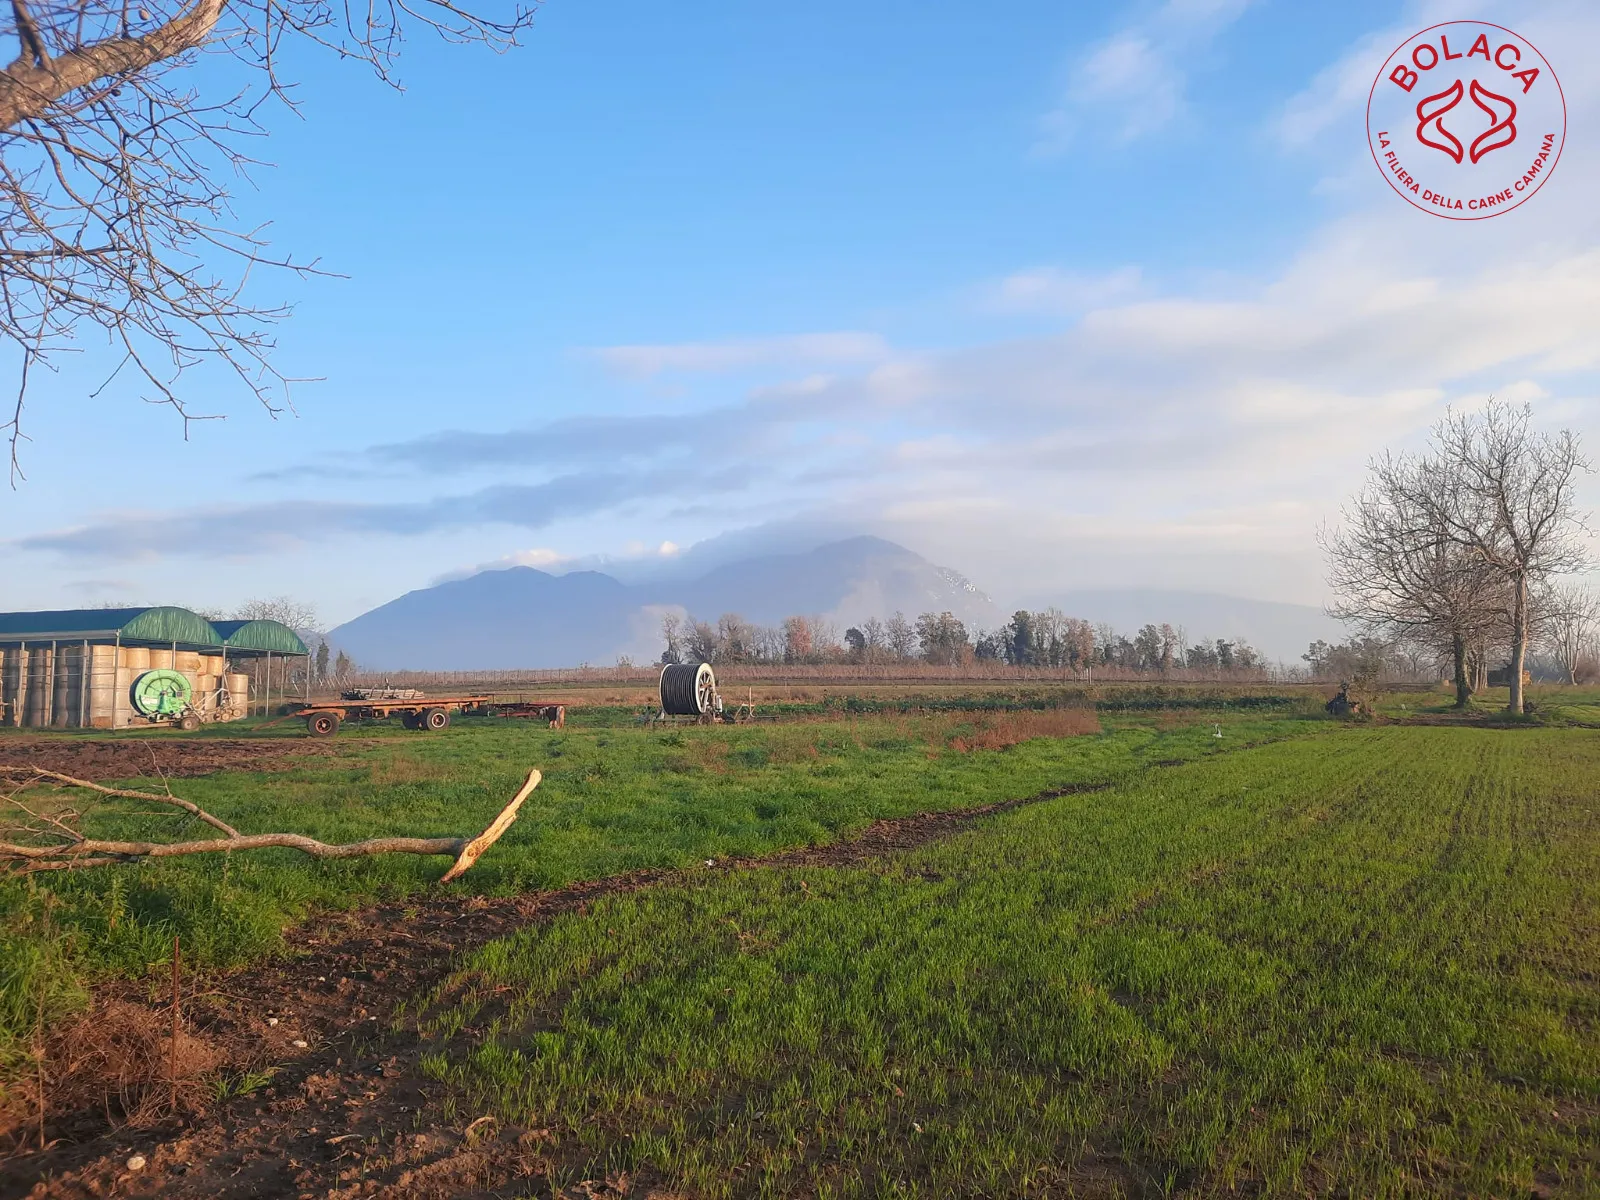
1508,574 -> 1527,714
1451,632 -> 1470,707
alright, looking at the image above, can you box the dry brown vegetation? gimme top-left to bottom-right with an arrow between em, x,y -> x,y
8,999 -> 221,1140
946,708 -> 1102,752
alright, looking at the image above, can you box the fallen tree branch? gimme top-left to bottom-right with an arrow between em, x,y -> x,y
0,766 -> 541,880
3,765 -> 241,837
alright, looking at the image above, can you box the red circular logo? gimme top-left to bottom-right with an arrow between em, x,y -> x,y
1367,21 -> 1565,219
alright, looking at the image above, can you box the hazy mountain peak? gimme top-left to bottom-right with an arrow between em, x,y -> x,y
328,535 -> 1335,669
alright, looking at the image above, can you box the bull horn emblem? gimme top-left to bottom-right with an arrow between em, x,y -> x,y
1468,79 -> 1517,162
1416,79 -> 1465,163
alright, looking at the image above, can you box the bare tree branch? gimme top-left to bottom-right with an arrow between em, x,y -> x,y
1,763 -> 241,834
0,0 -> 538,481
0,763 -> 541,876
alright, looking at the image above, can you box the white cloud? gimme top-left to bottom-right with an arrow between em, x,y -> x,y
432,539 -> 684,586
620,539 -> 682,559
500,547 -> 570,569
984,266 -> 1144,315
429,547 -> 571,584
592,332 -> 890,377
1036,0 -> 1255,152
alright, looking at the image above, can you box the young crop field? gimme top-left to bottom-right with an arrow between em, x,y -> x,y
409,725 -> 1600,1199
0,688 -> 1596,1198
0,702 -> 1321,1074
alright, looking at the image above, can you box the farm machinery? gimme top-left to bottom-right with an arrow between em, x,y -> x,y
128,669 -> 235,731
655,662 -> 754,723
293,688 -> 565,737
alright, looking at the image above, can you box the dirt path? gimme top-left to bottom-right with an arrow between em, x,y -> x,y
1,779 -> 1113,1200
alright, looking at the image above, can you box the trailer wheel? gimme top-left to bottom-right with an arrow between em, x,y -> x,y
307,712 -> 341,737
401,712 -> 421,730
177,713 -> 201,732
421,707 -> 450,731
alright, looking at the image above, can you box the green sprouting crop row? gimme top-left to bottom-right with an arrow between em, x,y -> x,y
420,726 -> 1600,1199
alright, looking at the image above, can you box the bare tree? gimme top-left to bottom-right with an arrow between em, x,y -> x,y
0,0 -> 535,480
1427,401 -> 1591,713
1541,583 -> 1600,685
683,617 -> 718,666
780,615 -> 812,664
860,615 -> 886,661
658,611 -> 683,666
232,594 -> 316,631
809,617 -> 842,660
883,611 -> 916,662
715,612 -> 753,663
751,621 -> 785,664
1322,451 -> 1502,707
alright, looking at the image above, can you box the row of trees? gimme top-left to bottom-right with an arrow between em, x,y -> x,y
660,610 -> 1264,674
1302,629 -> 1600,690
978,611 -> 1261,672
1323,401 -> 1593,710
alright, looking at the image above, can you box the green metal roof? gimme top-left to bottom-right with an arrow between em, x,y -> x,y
210,619 -> 310,655
0,606 -> 222,646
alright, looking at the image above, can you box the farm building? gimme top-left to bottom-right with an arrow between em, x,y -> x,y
0,607 -> 309,729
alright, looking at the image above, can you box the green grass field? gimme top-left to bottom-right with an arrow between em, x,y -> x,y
0,703 -> 1321,1063
416,725 -> 1600,1198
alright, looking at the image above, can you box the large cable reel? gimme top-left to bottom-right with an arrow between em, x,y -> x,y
659,662 -> 719,717
130,669 -> 193,718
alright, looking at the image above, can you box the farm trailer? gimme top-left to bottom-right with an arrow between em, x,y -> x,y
295,696 -> 566,736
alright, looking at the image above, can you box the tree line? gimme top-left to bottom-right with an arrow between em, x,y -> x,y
659,610 -> 1264,674
1322,400 -> 1594,710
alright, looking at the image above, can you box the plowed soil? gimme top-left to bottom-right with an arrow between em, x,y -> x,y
0,780 -> 1109,1200
0,737 -> 341,781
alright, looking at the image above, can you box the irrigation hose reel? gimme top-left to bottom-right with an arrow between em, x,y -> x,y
659,662 -> 723,720
129,669 -> 193,720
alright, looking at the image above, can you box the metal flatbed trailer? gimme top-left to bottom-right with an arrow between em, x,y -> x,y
295,694 -> 492,736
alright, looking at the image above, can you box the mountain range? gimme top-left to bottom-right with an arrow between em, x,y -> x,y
328,535 -> 1340,670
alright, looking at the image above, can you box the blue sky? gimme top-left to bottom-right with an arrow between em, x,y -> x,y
5,0 -> 1598,625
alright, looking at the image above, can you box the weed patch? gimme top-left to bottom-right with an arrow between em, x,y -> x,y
946,707 -> 1101,751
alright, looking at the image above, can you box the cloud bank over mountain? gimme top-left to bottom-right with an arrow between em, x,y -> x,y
328,535 -> 1337,670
